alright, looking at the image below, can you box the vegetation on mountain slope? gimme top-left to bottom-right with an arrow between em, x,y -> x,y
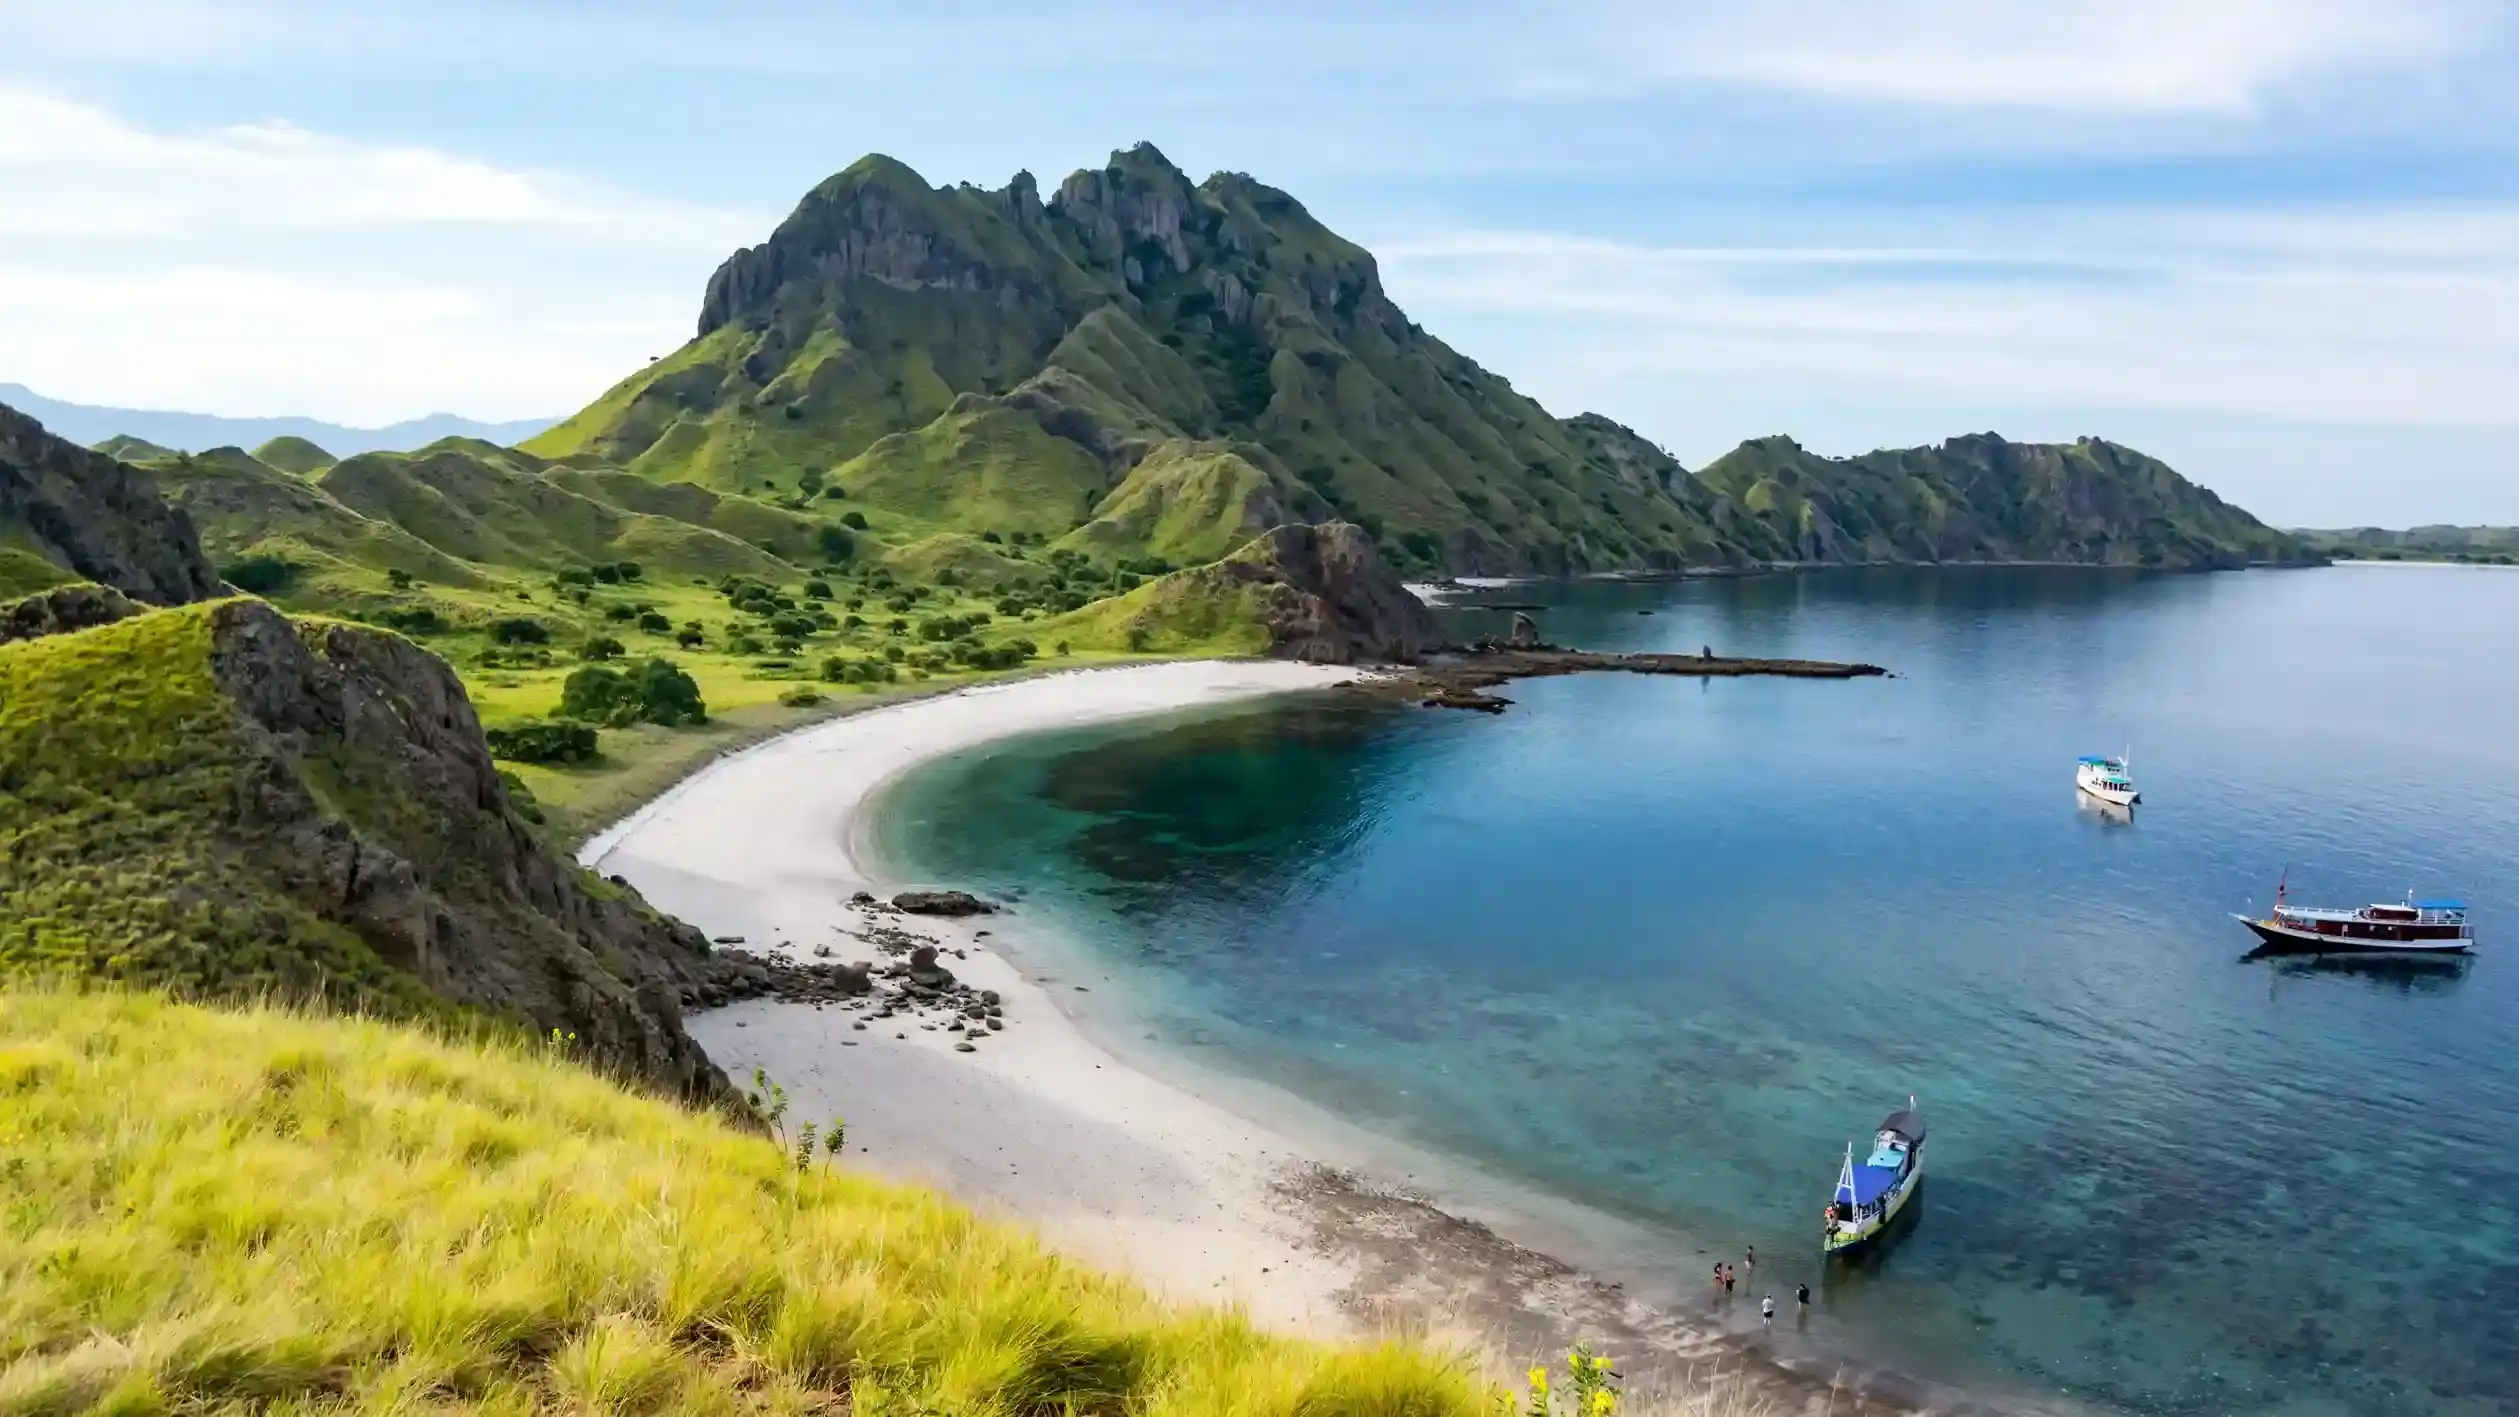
0,599 -> 728,1096
0,988 -> 1487,1416
1694,433 -> 2311,569
527,144 -> 2302,576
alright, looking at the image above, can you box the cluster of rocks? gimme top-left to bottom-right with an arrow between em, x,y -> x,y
685,949 -> 874,1009
684,890 -> 1012,1053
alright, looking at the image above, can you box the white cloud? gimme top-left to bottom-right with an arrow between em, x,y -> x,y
0,86 -> 734,422
0,265 -> 680,424
1375,207 -> 2519,430
0,84 -> 754,244
1560,0 -> 2495,112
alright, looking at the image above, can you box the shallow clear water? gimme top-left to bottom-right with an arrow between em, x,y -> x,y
878,566 -> 2519,1417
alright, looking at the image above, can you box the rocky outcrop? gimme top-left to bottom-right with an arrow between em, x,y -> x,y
201,601 -> 731,1101
892,889 -> 996,917
1,400 -> 223,604
1,582 -> 139,645
1221,521 -> 1440,664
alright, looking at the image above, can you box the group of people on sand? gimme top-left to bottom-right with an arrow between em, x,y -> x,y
1712,1245 -> 1812,1326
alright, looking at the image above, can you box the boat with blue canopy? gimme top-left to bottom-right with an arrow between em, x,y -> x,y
1824,1098 -> 1925,1256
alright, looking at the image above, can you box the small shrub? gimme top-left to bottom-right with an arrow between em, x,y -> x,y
603,603 -> 634,622
803,579 -> 832,600
840,511 -> 869,531
778,686 -> 825,708
370,605 -> 444,636
385,568 -> 414,590
821,484 -> 847,499
222,554 -> 296,595
1126,627 -> 1152,652
638,610 -> 673,634
675,623 -> 705,648
561,658 -> 707,728
485,721 -> 600,765
980,530 -> 1002,544
727,633 -> 764,656
817,525 -> 856,561
488,617 -> 550,645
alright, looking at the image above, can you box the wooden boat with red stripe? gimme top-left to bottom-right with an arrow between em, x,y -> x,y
2235,870 -> 2474,956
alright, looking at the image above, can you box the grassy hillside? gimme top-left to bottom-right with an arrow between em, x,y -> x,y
0,599 -> 736,1094
0,603 -> 461,1015
0,987 -> 1487,1415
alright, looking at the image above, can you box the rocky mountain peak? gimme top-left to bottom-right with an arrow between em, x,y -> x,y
1050,144 -> 1203,289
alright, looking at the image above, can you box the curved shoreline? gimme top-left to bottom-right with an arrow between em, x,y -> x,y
582,661 -> 2069,1415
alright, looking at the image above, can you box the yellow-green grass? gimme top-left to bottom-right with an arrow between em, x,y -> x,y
0,602 -> 454,1018
0,987 -> 1489,1416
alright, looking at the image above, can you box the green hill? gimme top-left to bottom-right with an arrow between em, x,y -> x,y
252,433 -> 338,473
528,144 -> 2302,577
1694,433 -> 2309,569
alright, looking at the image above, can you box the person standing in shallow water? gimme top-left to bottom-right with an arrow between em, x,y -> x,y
1761,1294 -> 1776,1322
1744,1244 -> 1755,1274
1796,1282 -> 1811,1326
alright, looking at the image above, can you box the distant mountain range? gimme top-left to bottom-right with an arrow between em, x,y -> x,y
2290,525 -> 2518,563
0,383 -> 554,459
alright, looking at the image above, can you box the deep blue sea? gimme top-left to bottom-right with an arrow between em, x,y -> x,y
875,565 -> 2519,1417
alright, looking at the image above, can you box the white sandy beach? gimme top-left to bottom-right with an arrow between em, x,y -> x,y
581,662 -> 1376,1334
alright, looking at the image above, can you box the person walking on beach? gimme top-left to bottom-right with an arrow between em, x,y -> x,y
1761,1294 -> 1776,1322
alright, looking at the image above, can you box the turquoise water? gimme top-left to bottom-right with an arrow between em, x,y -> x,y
877,566 -> 2519,1417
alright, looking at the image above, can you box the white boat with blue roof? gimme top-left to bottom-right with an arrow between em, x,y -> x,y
1823,1097 -> 1925,1256
2075,752 -> 2139,807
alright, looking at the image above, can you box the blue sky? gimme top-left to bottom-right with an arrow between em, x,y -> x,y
3,0 -> 2517,524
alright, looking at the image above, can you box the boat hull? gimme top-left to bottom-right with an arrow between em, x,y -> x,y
2237,915 -> 2473,956
2074,765 -> 2139,807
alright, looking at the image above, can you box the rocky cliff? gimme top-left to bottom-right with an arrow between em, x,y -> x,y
0,399 -> 224,603
1211,521 -> 1440,663
0,599 -> 730,1101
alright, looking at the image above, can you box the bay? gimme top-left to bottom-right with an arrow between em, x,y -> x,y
875,565 -> 2519,1417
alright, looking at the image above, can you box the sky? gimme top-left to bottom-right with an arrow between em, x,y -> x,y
3,0 -> 2517,525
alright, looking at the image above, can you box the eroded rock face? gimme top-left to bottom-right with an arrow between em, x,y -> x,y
0,583 -> 139,645
1224,521 -> 1441,664
204,601 -> 731,1102
0,401 -> 222,605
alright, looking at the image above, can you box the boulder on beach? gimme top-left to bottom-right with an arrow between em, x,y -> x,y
892,889 -> 996,917
907,944 -> 955,988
